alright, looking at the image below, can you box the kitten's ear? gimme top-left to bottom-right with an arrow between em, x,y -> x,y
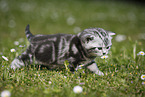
107,31 -> 116,36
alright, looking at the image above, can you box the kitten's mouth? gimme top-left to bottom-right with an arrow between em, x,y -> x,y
87,49 -> 96,53
88,52 -> 100,57
87,48 -> 103,57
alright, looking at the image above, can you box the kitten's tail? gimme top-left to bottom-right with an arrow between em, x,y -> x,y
25,24 -> 34,42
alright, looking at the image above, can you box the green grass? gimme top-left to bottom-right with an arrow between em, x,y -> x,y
0,0 -> 145,97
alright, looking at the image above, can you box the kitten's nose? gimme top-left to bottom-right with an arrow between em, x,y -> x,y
103,53 -> 106,55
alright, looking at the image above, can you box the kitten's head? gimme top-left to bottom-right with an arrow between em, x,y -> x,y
78,28 -> 115,57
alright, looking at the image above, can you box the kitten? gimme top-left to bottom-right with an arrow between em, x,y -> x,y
11,24 -> 115,76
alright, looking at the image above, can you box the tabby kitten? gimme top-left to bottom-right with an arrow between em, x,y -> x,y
11,24 -> 115,76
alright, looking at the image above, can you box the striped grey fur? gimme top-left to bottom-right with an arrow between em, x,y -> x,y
25,24 -> 34,42
11,25 -> 115,76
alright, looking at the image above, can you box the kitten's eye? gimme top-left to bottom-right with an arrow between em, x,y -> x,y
106,45 -> 111,49
106,46 -> 110,49
90,47 -> 96,50
98,47 -> 102,50
86,37 -> 94,43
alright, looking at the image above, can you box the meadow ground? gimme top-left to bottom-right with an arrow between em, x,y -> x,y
0,0 -> 145,97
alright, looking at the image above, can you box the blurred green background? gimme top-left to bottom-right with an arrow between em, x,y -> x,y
0,0 -> 145,51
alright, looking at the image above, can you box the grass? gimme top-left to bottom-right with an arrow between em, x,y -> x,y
0,0 -> 145,97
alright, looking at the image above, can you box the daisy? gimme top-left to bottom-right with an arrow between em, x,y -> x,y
136,66 -> 138,69
141,74 -> 145,80
19,45 -> 25,48
74,27 -> 81,33
10,48 -> 16,52
101,55 -> 108,59
115,34 -> 126,42
79,82 -> 85,85
49,81 -> 52,84
73,86 -> 83,94
2,56 -> 8,61
14,41 -> 19,45
105,72 -> 108,75
77,64 -> 84,69
64,76 -> 67,78
67,16 -> 75,25
137,51 -> 145,56
19,38 -> 24,42
1,90 -> 11,97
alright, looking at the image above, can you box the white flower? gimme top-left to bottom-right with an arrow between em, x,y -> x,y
49,81 -> 52,84
0,1 -> 9,12
137,51 -> 145,56
73,27 -> 81,33
73,86 -> 83,94
138,33 -> 145,40
1,90 -> 11,97
2,56 -> 8,61
77,64 -> 84,69
64,76 -> 67,78
50,12 -> 59,20
101,55 -> 108,59
14,41 -> 19,45
67,16 -> 75,25
19,38 -> 24,42
10,48 -> 16,52
142,82 -> 145,85
8,19 -> 16,28
115,34 -> 126,42
105,72 -> 108,75
19,45 -> 25,48
141,74 -> 145,80
136,66 -> 138,69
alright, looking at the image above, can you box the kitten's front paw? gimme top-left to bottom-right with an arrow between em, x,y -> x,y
10,58 -> 25,70
95,70 -> 104,76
